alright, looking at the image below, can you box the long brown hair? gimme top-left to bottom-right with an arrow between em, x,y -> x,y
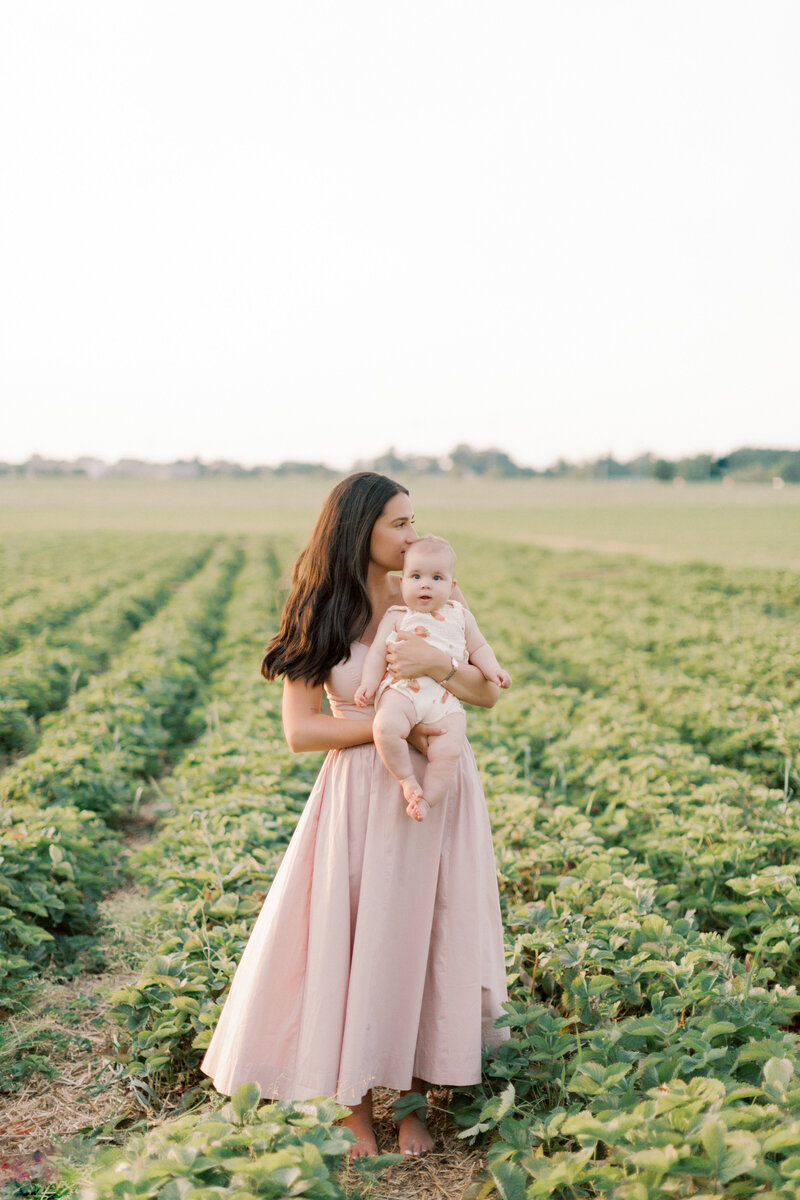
262,472 -> 409,685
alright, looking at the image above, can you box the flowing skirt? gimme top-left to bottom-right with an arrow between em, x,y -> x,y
200,739 -> 508,1105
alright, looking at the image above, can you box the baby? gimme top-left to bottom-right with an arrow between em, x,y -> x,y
355,535 -> 510,821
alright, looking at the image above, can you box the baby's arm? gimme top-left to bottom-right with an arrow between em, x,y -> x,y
463,610 -> 512,689
354,611 -> 400,707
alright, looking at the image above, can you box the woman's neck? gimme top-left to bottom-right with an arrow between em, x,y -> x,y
366,563 -> 401,618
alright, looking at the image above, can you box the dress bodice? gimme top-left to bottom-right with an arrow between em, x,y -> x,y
324,642 -> 372,721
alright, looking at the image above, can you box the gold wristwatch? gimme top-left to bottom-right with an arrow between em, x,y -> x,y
440,655 -> 459,685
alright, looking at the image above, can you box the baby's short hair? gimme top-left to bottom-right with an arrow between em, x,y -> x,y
404,535 -> 457,575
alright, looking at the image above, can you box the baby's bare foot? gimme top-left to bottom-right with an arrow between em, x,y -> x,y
397,1111 -> 434,1156
407,794 -> 432,821
400,776 -> 424,820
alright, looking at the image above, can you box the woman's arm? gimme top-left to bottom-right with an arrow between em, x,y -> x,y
282,677 -> 374,752
386,632 -> 500,708
281,675 -> 446,753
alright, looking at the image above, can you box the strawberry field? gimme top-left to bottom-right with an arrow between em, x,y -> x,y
1,483 -> 799,1199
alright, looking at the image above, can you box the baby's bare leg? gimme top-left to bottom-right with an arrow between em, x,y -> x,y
416,711 -> 467,817
373,691 -> 423,810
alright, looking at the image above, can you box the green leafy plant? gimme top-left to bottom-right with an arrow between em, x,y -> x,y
84,1084 -> 353,1199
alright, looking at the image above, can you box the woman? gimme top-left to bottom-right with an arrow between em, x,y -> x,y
200,473 -> 508,1157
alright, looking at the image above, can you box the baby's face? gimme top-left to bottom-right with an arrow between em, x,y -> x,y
401,551 -> 455,611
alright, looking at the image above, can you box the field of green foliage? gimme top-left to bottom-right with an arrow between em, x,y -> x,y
1,479 -> 799,1198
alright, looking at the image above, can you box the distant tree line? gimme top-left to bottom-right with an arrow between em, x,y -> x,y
538,447 -> 800,484
337,444 -> 800,483
2,446 -> 798,483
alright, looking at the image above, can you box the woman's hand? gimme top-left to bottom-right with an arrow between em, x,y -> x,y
408,722 -> 445,758
386,631 -> 447,680
387,630 -> 500,710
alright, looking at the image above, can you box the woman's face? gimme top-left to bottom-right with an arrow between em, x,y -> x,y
369,491 -> 417,572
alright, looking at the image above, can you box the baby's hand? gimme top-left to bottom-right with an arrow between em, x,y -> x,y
492,667 -> 512,689
354,684 -> 373,707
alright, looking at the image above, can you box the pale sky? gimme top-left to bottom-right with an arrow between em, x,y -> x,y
1,2 -> 798,470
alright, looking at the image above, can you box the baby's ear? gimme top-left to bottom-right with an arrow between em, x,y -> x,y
450,576 -> 457,592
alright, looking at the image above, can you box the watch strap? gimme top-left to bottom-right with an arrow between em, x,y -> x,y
440,655 -> 459,685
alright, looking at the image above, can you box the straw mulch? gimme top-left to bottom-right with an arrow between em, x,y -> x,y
0,881 -> 160,1180
0,971 -> 145,1181
338,1087 -> 490,1200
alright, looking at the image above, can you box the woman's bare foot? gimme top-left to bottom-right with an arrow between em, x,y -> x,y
397,1111 -> 434,1156
340,1093 -> 378,1158
400,776 -> 424,819
397,1080 -> 434,1156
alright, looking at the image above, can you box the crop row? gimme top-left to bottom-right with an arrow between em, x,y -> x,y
0,540 -> 214,759
456,538 -> 800,792
462,548 -> 800,1195
0,533 -> 205,654
84,1087 -> 354,1199
0,532 -> 151,608
522,626 -> 799,792
455,538 -> 800,706
108,539 -> 318,1094
0,541 -> 243,1008
467,761 -> 800,1191
472,688 -> 800,990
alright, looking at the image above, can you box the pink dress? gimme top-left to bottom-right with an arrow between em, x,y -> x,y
200,643 -> 508,1106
